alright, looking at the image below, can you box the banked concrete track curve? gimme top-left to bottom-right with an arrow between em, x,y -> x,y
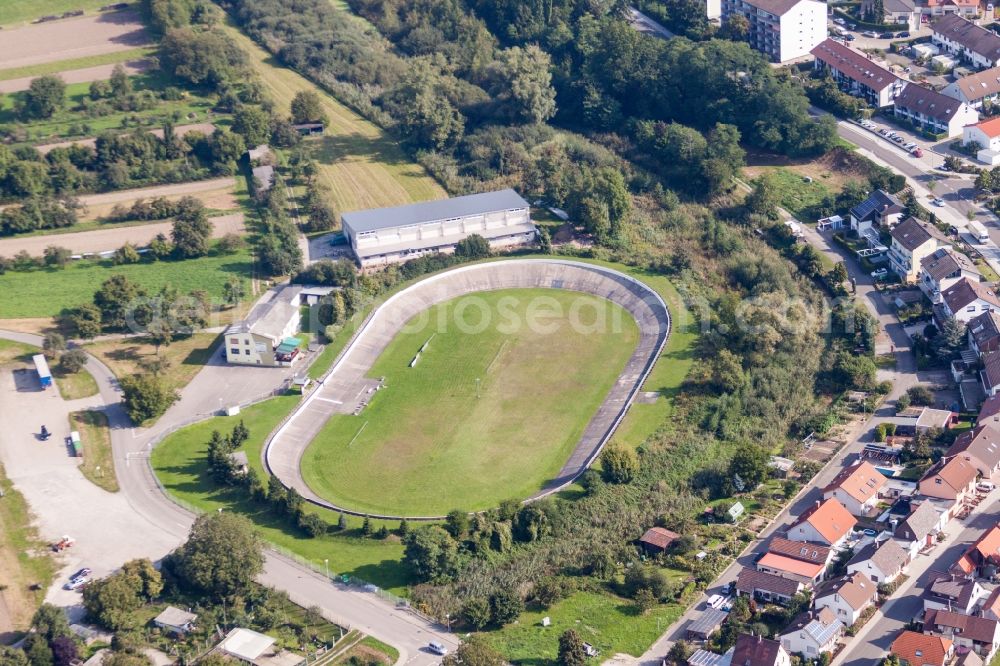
264,259 -> 671,520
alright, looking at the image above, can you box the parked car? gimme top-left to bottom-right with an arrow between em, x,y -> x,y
862,30 -> 878,37
979,481 -> 996,492
880,32 -> 894,38
863,528 -> 878,537
834,17 -> 846,25
707,594 -> 724,609
912,147 -> 923,157
844,33 -> 856,40
898,31 -> 910,38
64,576 -> 89,591
69,567 -> 91,582
933,198 -> 945,206
871,268 -> 889,279
428,642 -> 448,656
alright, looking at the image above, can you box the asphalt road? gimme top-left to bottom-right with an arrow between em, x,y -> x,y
0,329 -> 459,664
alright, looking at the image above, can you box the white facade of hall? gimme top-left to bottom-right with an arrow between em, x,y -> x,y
342,189 -> 537,268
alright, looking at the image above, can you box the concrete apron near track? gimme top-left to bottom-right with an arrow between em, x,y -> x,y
264,259 -> 671,520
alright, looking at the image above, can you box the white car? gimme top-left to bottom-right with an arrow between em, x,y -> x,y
64,576 -> 89,591
871,268 -> 888,279
707,594 -> 724,609
932,198 -> 945,207
428,642 -> 448,656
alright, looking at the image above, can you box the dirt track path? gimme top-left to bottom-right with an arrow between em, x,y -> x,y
0,213 -> 245,256
0,11 -> 150,70
35,123 -> 215,155
0,59 -> 150,94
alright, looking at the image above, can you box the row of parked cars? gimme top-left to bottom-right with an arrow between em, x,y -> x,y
858,119 -> 925,156
830,17 -> 909,39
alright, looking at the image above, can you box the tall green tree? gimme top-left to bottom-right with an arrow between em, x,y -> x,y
491,45 -> 557,124
558,629 -> 587,666
20,76 -> 66,119
171,512 -> 264,598
289,90 -> 328,125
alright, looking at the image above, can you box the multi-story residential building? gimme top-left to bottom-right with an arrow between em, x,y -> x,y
849,189 -> 905,237
846,538 -> 910,584
811,40 -> 906,107
924,610 -> 1000,661
920,247 -> 982,303
923,573 -> 986,615
891,631 -> 955,666
779,609 -> 844,659
946,424 -> 1000,477
921,0 -> 979,18
862,0 -> 920,31
821,460 -> 887,517
969,310 -> 1000,356
814,573 -> 878,626
918,455 -> 980,518
932,15 -> 1000,69
889,217 -> 939,283
893,83 -> 979,138
722,0 -> 827,63
786,498 -> 857,548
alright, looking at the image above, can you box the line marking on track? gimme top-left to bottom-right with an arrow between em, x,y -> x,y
315,397 -> 343,404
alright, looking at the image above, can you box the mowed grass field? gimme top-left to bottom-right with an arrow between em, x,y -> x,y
0,0 -> 113,26
301,288 -> 640,516
0,248 -> 252,319
150,394 -> 411,593
220,21 -> 446,214
0,46 -> 155,82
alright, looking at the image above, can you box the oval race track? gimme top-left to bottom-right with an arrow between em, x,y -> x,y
264,258 -> 672,519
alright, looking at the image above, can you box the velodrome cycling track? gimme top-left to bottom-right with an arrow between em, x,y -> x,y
264,258 -> 672,520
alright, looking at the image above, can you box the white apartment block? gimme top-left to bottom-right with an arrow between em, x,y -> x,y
722,0 -> 827,63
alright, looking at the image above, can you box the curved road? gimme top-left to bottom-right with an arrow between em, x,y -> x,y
0,329 -> 457,664
264,259 -> 671,519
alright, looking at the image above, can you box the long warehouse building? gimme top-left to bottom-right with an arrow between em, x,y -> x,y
341,189 -> 537,268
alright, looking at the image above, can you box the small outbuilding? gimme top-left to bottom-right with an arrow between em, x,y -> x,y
638,526 -> 680,554
153,606 -> 197,635
228,451 -> 250,476
687,608 -> 729,641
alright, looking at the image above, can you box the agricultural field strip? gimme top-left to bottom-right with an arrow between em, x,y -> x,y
0,59 -> 150,94
266,259 -> 670,519
0,213 -> 245,256
0,10 -> 151,70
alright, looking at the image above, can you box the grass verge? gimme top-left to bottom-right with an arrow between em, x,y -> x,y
70,410 -> 118,493
332,635 -> 398,665
0,0 -> 114,26
53,366 -> 98,400
150,394 -> 411,594
0,463 -> 56,641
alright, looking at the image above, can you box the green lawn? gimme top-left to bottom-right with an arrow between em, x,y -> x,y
0,0 -> 116,26
301,289 -> 640,516
71,409 -> 118,492
54,366 -> 98,399
0,248 -> 252,318
150,394 -> 411,594
756,168 -> 832,221
483,590 -> 684,663
0,46 -> 155,81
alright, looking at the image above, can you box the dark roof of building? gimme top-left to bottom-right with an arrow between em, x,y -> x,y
925,609 -> 1000,644
891,217 -> 935,252
980,393 -> 1000,422
947,423 -> 1000,468
969,310 -> 1000,350
950,66 -> 1000,102
894,83 -> 970,123
926,572 -> 980,608
850,189 -> 904,222
815,572 -> 877,611
933,14 -> 1000,63
896,500 -> 942,540
811,39 -> 900,92
736,568 -> 802,597
847,538 -> 909,574
921,247 -> 979,283
943,277 -> 1000,313
740,0 -> 802,15
732,634 -> 786,666
984,351 -> 1000,390
342,189 -> 530,234
767,537 -> 831,564
639,527 -> 679,550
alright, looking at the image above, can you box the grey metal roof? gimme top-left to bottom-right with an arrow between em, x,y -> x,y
850,189 -> 902,222
894,83 -> 968,123
688,608 -> 729,637
891,217 -> 934,252
342,189 -> 530,234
